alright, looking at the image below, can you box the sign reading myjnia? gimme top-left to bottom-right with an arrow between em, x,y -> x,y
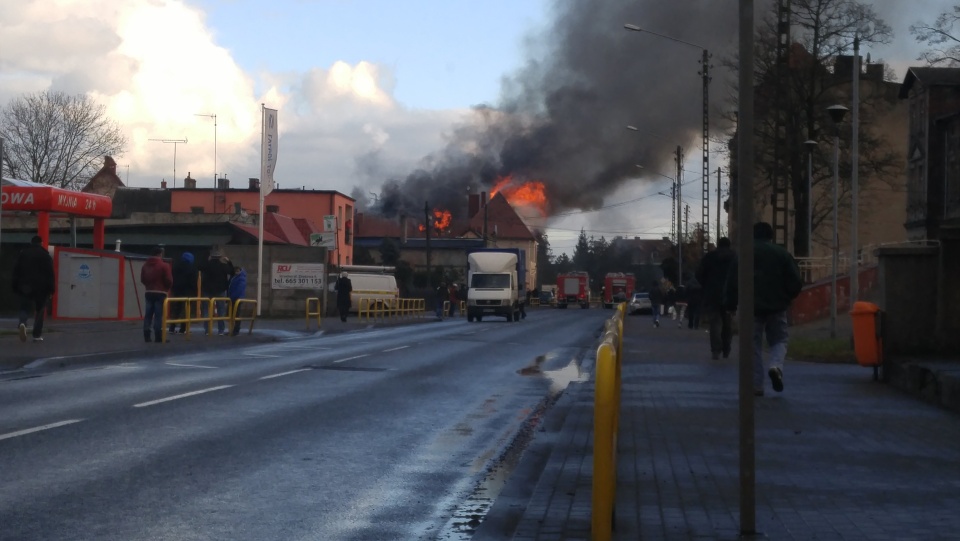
271,263 -> 325,290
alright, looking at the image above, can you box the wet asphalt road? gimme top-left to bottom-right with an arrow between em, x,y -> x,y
0,308 -> 608,541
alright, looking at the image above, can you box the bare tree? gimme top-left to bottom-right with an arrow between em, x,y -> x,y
912,6 -> 960,66
727,0 -> 899,257
0,90 -> 126,189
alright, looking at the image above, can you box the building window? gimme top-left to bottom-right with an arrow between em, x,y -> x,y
947,121 -> 960,218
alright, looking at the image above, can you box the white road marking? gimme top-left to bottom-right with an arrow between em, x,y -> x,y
133,385 -> 234,408
244,353 -> 281,358
382,346 -> 409,352
165,362 -> 217,369
259,368 -> 313,380
0,419 -> 84,441
333,354 -> 369,364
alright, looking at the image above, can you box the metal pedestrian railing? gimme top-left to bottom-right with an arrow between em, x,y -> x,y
592,302 -> 625,541
161,296 -> 259,342
358,297 -> 426,322
232,299 -> 257,335
305,297 -> 322,330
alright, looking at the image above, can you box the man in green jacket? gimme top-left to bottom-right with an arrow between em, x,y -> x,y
725,222 -> 803,396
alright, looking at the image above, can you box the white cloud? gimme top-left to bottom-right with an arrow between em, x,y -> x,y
0,0 -> 466,196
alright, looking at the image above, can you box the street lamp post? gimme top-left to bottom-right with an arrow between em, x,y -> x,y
827,105 -> 848,339
625,23 -> 710,252
803,139 -> 818,260
636,165 -> 677,241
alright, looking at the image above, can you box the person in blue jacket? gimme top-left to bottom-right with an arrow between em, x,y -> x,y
228,266 -> 247,336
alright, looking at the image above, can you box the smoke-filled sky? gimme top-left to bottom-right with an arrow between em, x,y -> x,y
0,0 -> 951,254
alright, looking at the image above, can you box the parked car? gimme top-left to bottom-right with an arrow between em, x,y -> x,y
628,292 -> 652,314
539,290 -> 556,305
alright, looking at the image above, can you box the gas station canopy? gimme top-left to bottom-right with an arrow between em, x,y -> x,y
1,177 -> 113,248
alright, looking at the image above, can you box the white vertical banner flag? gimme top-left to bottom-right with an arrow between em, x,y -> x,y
257,105 -> 278,316
260,107 -> 278,196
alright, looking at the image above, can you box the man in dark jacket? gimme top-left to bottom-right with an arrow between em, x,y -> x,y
140,246 -> 173,343
648,280 -> 664,328
200,249 -> 235,335
168,252 -> 198,334
335,272 -> 353,322
697,237 -> 736,359
725,223 -> 803,396
12,235 -> 56,342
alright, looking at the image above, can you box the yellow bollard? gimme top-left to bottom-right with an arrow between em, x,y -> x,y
592,338 -> 618,541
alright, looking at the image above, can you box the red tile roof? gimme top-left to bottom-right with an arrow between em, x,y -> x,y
230,212 -> 322,245
354,194 -> 534,241
457,193 -> 535,240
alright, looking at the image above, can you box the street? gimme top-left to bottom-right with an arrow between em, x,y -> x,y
0,308 -> 608,541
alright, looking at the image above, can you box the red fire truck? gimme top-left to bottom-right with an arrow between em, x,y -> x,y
603,272 -> 636,308
556,271 -> 590,309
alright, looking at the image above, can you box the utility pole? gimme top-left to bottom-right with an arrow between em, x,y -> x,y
676,145 -> 684,283
424,201 -> 432,279
851,36 -> 861,306
701,48 -> 711,252
716,167 -> 722,240
670,184 -> 677,243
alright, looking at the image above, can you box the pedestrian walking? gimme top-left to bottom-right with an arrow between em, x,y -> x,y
435,281 -> 447,319
685,277 -> 703,330
11,235 -> 56,342
448,283 -> 460,317
725,223 -> 803,396
335,272 -> 353,322
200,248 -> 234,335
697,237 -> 736,359
674,282 -> 688,327
168,252 -> 198,334
228,266 -> 247,336
648,280 -> 664,328
140,246 -> 173,343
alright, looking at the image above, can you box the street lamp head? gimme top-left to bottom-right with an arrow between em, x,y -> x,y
803,139 -> 818,149
827,105 -> 848,125
624,23 -> 642,32
626,125 -> 639,131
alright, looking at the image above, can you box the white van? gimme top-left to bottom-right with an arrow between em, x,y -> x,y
344,273 -> 399,312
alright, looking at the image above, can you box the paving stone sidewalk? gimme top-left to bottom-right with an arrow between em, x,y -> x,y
476,312 -> 960,540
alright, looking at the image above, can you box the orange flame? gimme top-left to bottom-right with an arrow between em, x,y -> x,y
489,175 -> 548,216
418,208 -> 453,233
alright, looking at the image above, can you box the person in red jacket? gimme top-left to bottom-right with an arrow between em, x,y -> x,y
140,246 -> 173,343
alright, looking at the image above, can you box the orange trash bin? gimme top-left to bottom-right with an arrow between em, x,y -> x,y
850,301 -> 882,367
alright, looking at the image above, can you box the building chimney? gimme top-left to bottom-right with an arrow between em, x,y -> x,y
161,180 -> 167,189
468,193 -> 480,218
354,212 -> 364,236
217,177 -> 230,190
248,178 -> 260,190
184,172 -> 197,189
104,156 -> 117,173
401,215 -> 408,244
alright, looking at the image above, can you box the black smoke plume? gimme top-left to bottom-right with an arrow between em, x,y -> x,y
377,1 -> 739,220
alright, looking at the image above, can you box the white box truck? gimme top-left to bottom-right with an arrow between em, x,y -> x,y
465,248 -> 525,322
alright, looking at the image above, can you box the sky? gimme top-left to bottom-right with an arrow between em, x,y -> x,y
0,0 -> 954,256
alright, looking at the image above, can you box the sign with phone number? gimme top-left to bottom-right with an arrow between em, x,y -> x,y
271,263 -> 325,290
